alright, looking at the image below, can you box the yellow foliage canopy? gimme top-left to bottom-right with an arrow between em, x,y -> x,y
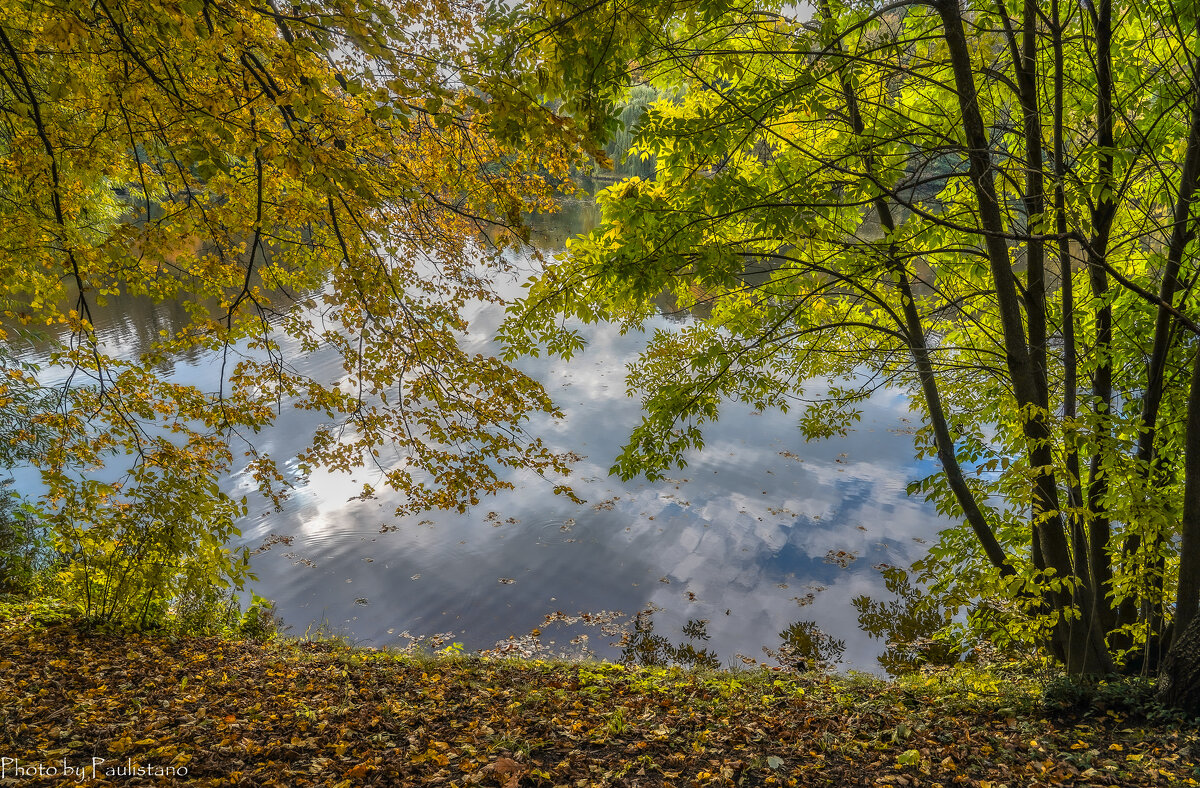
0,0 -> 575,621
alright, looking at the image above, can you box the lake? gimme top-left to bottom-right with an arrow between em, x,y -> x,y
15,201 -> 951,673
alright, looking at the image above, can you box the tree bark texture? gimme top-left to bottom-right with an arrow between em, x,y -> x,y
1158,612 -> 1200,714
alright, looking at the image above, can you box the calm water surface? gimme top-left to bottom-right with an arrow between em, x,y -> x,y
21,203 -> 951,672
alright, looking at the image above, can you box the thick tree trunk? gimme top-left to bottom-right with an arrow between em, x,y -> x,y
1158,612 -> 1200,713
1082,0 -> 1118,636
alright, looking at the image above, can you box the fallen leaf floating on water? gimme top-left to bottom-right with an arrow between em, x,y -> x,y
824,549 -> 858,568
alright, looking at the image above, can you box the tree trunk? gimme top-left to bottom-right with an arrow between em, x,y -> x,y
1158,612 -> 1200,713
818,0 -> 1013,575
937,0 -> 1112,674
1173,348 -> 1200,642
1082,0 -> 1118,637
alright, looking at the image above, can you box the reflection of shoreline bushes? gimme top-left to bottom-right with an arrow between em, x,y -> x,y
854,564 -> 963,676
619,609 -> 721,670
617,608 -> 848,674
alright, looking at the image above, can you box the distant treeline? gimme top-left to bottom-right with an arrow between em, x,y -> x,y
574,85 -> 659,188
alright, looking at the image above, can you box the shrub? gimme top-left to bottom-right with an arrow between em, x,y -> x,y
0,478 -> 50,594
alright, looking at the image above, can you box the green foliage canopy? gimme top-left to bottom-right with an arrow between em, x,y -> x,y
488,0 -> 1200,682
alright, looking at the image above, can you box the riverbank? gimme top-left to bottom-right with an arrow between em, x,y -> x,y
1,602 -> 1196,787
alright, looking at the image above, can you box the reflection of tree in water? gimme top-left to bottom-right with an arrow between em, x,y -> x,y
617,608 -> 850,673
764,621 -> 846,672
618,608 -> 720,670
853,564 -> 961,676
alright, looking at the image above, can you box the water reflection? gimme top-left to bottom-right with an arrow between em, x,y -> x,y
15,200 -> 952,673
618,612 -> 721,670
616,612 -> 850,674
233,202 -> 951,671
770,621 -> 847,672
853,564 -> 962,675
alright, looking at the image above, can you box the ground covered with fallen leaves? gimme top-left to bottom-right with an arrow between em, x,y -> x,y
1,604 -> 1197,787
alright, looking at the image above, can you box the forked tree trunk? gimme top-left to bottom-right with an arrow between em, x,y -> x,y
937,0 -> 1112,673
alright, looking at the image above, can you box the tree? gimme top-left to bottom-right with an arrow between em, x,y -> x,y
0,0 -> 578,625
486,0 -> 1200,706
604,85 -> 661,180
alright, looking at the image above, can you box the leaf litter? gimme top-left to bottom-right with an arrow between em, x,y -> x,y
0,606 -> 1197,787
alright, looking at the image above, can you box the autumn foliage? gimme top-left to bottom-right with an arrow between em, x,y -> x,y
0,0 -> 578,625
